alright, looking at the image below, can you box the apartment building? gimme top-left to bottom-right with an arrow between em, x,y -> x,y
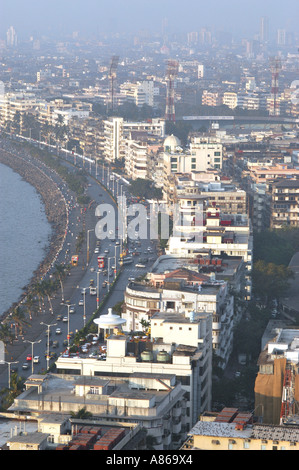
202,90 -> 222,107
103,117 -> 125,162
122,275 -> 234,369
247,183 -> 271,232
103,117 -> 165,163
248,163 -> 299,185
255,325 -> 299,425
222,92 -> 238,109
163,136 -> 223,199
0,92 -> 37,129
271,179 -> 299,228
183,409 -> 299,450
124,136 -> 149,180
170,177 -> 247,215
67,116 -> 104,157
55,309 -> 213,433
9,372 -> 187,450
166,203 -> 253,300
190,137 -> 223,171
120,80 -> 159,108
37,99 -> 92,127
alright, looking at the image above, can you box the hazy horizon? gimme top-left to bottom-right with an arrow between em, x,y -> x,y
1,0 -> 299,40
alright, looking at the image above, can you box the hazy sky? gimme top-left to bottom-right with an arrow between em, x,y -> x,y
1,0 -> 298,39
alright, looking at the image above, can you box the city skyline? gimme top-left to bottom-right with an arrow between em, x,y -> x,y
0,0 -> 298,40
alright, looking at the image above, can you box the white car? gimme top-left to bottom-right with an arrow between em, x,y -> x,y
56,328 -> 62,334
62,317 -> 68,323
33,356 -> 40,364
78,299 -> 84,306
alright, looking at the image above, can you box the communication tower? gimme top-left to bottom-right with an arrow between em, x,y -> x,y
165,59 -> 179,122
269,56 -> 282,116
107,55 -> 119,114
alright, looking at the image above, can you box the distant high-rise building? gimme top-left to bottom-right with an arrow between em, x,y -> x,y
277,29 -> 286,46
260,17 -> 269,43
197,64 -> 205,79
6,26 -> 17,47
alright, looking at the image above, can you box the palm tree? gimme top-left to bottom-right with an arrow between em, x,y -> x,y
23,293 -> 38,320
6,306 -> 31,338
53,263 -> 69,302
40,279 -> 56,314
0,324 -> 14,347
31,281 -> 45,313
42,122 -> 54,146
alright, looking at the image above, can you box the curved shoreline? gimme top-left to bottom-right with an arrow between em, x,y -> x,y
0,141 -> 69,318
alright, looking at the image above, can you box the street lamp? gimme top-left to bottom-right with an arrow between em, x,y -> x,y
114,244 -> 120,279
40,322 -> 57,371
81,289 -> 88,327
107,256 -> 116,292
2,361 -> 19,389
24,339 -> 41,374
87,229 -> 94,266
62,303 -> 75,347
96,270 -> 100,309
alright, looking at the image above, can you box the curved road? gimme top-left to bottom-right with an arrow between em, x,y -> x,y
0,143 -> 157,387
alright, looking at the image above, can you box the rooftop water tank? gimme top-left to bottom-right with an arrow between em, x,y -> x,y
157,350 -> 171,363
141,350 -> 154,362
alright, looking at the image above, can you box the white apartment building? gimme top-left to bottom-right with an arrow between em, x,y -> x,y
222,92 -> 238,109
197,64 -> 205,79
124,118 -> 166,138
163,136 -> 222,190
0,92 -> 37,129
56,309 -> 213,430
124,138 -> 148,180
10,372 -> 187,450
103,117 -> 125,162
166,204 -> 253,300
120,80 -> 159,108
190,137 -> 223,171
103,117 -> 165,163
122,277 -> 234,369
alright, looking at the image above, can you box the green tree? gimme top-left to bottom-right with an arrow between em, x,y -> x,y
129,178 -> 162,200
70,406 -> 93,419
6,306 -> 31,338
252,260 -> 294,303
0,324 -> 14,348
0,373 -> 25,409
23,293 -> 38,321
53,263 -> 69,302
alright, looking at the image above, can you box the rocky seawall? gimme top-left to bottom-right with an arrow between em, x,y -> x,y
0,141 -> 69,314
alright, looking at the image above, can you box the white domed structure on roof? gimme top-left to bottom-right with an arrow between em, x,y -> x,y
164,134 -> 181,153
94,308 -> 126,331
